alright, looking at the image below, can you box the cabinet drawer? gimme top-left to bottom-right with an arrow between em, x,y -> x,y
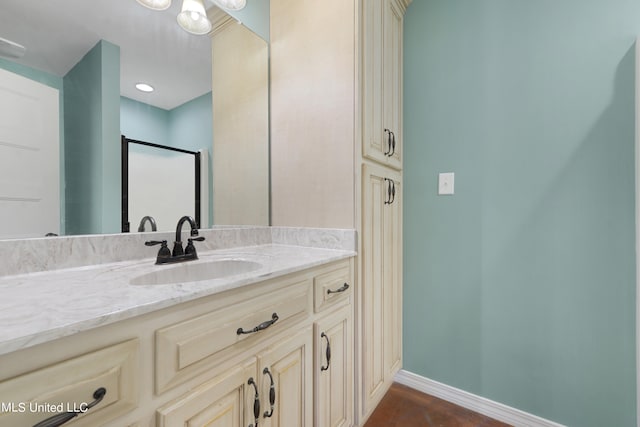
156,278 -> 312,393
313,261 -> 352,313
0,339 -> 138,427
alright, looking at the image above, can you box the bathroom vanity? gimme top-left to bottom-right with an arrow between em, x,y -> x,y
0,227 -> 355,427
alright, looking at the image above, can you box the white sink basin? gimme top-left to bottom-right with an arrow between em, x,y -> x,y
130,259 -> 263,285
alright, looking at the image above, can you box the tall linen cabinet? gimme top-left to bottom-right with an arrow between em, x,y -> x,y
270,0 -> 410,424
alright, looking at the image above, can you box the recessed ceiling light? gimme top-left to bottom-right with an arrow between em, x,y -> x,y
136,83 -> 154,93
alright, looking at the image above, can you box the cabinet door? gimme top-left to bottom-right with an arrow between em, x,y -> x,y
362,0 -> 404,170
156,359 -> 257,427
382,0 -> 404,169
314,307 -> 353,427
361,163 -> 402,415
258,328 -> 313,427
382,166 -> 402,378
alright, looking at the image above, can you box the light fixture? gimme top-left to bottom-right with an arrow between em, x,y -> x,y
212,0 -> 247,11
177,0 -> 212,35
136,83 -> 155,93
135,0 -> 172,11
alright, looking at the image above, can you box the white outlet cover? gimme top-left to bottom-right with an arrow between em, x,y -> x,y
438,172 -> 455,195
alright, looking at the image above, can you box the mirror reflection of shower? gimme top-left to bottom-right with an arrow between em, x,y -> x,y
121,136 -> 208,234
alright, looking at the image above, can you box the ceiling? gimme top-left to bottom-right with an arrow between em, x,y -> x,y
0,0 -> 215,110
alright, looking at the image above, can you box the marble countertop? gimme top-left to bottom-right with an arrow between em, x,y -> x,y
0,244 -> 355,356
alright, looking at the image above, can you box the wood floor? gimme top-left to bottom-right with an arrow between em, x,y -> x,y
363,383 -> 512,427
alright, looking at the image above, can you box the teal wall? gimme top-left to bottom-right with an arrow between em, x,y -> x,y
0,59 -> 66,234
169,92 -> 213,153
120,93 -> 213,227
121,96 -> 170,146
100,42 -> 122,234
64,40 -> 120,235
120,93 -> 212,152
403,1 -> 637,426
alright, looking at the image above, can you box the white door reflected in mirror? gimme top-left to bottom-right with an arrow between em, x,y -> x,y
0,69 -> 60,239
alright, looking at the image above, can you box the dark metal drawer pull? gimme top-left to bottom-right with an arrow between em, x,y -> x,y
248,377 -> 260,427
384,178 -> 391,204
384,178 -> 395,204
237,313 -> 279,335
327,283 -> 350,295
389,130 -> 396,157
384,128 -> 392,155
390,179 -> 396,204
263,367 -> 276,418
320,332 -> 331,372
33,387 -> 106,427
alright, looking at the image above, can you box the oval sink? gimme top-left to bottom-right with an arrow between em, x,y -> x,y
130,259 -> 263,285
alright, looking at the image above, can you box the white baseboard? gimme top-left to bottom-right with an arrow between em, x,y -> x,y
394,370 -> 566,427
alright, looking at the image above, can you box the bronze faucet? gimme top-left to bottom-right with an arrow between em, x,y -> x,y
137,215 -> 157,232
145,216 -> 205,264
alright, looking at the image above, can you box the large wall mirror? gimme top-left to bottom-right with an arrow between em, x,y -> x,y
0,0 -> 269,239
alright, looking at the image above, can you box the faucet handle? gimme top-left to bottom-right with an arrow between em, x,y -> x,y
185,236 -> 205,257
145,240 -> 171,262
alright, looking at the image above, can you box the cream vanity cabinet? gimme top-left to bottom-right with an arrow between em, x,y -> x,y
157,259 -> 353,427
157,328 -> 313,427
313,262 -> 354,427
0,258 -> 354,427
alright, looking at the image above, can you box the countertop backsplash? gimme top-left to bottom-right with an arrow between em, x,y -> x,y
0,227 -> 357,277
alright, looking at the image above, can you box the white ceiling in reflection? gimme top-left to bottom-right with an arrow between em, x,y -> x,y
0,0 -> 214,110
